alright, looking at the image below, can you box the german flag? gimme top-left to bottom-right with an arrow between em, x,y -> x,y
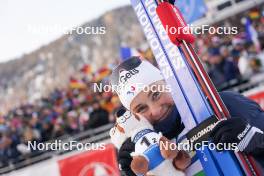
80,64 -> 92,75
93,67 -> 112,82
69,77 -> 86,89
249,10 -> 260,20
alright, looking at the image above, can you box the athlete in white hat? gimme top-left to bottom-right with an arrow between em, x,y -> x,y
110,56 -> 264,175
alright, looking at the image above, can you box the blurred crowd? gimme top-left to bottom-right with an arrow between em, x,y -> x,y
0,5 -> 264,168
0,76 -> 122,167
195,8 -> 264,89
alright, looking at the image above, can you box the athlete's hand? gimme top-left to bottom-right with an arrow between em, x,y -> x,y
210,118 -> 264,155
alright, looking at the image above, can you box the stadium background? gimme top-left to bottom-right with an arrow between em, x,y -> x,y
0,0 -> 264,175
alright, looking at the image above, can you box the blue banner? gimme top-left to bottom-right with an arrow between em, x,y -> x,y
120,47 -> 132,61
174,0 -> 207,23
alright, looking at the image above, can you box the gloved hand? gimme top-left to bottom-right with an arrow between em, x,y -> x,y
118,138 -> 136,176
210,118 -> 264,155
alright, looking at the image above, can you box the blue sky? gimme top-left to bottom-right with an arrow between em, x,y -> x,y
0,0 -> 130,63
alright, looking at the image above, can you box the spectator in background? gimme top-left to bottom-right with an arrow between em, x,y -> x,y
65,111 -> 79,135
86,101 -> 109,129
40,122 -> 53,142
208,48 -> 241,88
78,104 -> 90,131
52,121 -> 65,139
249,55 -> 263,74
211,36 -> 222,48
0,132 -> 12,167
8,127 -> 21,162
220,45 -> 232,61
246,42 -> 264,72
231,38 -> 245,63
231,38 -> 255,78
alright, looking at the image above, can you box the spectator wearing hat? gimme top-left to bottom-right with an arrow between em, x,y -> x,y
208,48 -> 241,88
86,101 -> 109,129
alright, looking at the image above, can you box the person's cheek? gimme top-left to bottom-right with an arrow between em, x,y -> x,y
153,95 -> 169,119
142,111 -> 155,124
135,105 -> 152,124
161,92 -> 174,105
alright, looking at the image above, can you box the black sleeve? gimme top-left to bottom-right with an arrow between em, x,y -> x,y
220,91 -> 264,130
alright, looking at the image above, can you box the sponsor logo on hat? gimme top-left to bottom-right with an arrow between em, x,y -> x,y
119,69 -> 139,85
126,85 -> 136,96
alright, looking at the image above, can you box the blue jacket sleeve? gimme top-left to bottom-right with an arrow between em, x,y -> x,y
219,91 -> 264,130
